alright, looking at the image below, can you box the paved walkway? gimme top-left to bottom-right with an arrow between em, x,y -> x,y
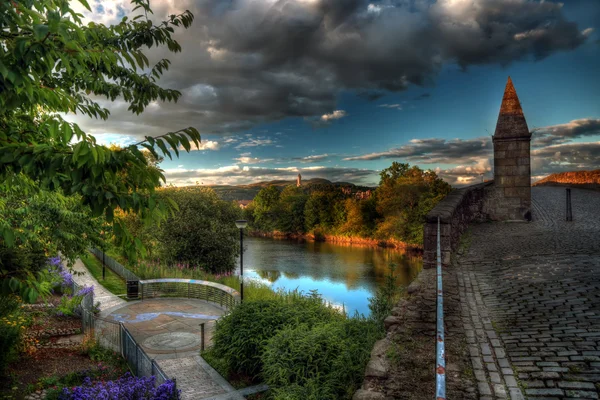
75,256 -> 263,399
72,258 -> 126,312
458,187 -> 600,399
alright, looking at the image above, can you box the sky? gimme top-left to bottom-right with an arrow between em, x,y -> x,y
68,0 -> 600,187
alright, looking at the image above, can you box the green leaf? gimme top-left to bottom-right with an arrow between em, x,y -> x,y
33,24 -> 50,41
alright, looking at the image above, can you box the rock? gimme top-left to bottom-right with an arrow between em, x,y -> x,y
353,389 -> 386,400
365,357 -> 388,378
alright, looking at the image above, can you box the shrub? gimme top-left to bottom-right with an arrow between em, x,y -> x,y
57,373 -> 179,400
0,294 -> 22,373
210,291 -> 343,379
368,263 -> 403,324
262,318 -> 381,400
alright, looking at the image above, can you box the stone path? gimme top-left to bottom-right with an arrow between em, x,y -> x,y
71,258 -> 126,312
458,187 -> 600,399
75,257 -> 254,399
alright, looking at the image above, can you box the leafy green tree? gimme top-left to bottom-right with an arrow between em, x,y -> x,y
276,186 -> 308,234
0,0 -> 200,295
123,187 -> 242,273
304,191 -> 343,231
252,186 -> 281,231
375,163 -> 451,244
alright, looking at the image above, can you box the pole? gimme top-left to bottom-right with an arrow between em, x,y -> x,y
102,246 -> 106,280
240,228 -> 244,302
566,188 -> 573,222
200,323 -> 205,352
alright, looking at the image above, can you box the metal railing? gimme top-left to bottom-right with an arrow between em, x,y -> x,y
89,247 -> 140,282
140,278 -> 240,310
436,217 -> 446,399
72,281 -> 173,388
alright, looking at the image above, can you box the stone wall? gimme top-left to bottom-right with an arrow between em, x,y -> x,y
490,137 -> 532,221
423,181 -> 494,269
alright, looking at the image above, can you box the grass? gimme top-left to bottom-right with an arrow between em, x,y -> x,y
80,252 -> 127,297
104,248 -> 289,302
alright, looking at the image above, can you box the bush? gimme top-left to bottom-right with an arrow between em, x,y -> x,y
0,294 -> 23,373
262,318 -> 382,400
210,291 -> 343,379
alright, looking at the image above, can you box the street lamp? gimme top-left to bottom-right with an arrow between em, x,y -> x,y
235,220 -> 248,302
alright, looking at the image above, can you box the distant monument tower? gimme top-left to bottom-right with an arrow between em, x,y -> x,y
297,174 -> 302,187
491,77 -> 532,221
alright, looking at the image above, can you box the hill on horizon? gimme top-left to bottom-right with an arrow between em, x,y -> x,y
198,178 -> 375,201
533,170 -> 600,189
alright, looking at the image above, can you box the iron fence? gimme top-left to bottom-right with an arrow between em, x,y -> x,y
89,248 -> 140,282
74,281 -> 174,389
140,278 -> 240,310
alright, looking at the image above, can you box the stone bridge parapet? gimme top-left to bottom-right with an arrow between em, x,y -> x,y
423,181 -> 494,269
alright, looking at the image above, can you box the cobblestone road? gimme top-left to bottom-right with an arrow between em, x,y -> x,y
459,187 -> 600,399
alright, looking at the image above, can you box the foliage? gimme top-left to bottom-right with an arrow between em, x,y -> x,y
56,285 -> 94,317
210,291 -> 344,379
252,186 -> 281,231
117,187 -> 242,273
246,163 -> 451,246
368,263 -> 404,324
0,294 -> 23,373
263,318 -> 382,400
375,162 -> 451,244
80,253 -> 125,297
56,373 -> 179,400
0,0 -> 200,295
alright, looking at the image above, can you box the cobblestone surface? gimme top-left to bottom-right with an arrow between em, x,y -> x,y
459,187 -> 600,399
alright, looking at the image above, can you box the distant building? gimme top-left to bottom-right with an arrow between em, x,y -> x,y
297,174 -> 302,187
355,190 -> 372,200
236,200 -> 252,209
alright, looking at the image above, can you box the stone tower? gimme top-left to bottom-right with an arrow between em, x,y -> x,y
491,77 -> 532,221
296,174 -> 302,187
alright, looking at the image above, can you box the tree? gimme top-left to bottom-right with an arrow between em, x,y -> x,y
120,187 -> 242,273
252,186 -> 281,231
375,163 -> 451,244
0,0 -> 201,296
276,186 -> 308,234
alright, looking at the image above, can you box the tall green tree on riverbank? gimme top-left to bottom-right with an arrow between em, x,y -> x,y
0,0 -> 199,298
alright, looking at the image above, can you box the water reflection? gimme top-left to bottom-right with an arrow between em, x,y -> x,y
238,236 -> 422,316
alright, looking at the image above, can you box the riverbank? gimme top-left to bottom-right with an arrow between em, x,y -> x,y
249,230 -> 422,251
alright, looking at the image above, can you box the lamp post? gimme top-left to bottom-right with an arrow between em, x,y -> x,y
235,220 -> 248,302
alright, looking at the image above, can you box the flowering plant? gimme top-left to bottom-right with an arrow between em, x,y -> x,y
47,256 -> 74,290
58,373 -> 180,400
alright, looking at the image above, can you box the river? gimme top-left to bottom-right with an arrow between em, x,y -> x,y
238,236 -> 422,316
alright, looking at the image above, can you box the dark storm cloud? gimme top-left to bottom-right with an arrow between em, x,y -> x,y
531,118 -> 600,147
72,0 -> 592,137
343,136 -> 492,164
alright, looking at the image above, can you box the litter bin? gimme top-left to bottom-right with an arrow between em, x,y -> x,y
127,281 -> 139,299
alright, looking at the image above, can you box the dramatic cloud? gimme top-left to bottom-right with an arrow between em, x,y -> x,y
163,165 -> 377,186
343,137 -> 492,164
343,118 -> 600,185
532,118 -> 600,147
178,140 -> 221,151
68,0 -> 591,137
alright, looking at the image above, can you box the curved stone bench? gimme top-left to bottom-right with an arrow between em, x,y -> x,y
139,278 -> 240,310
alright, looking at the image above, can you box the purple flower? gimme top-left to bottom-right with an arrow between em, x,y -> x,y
58,373 -> 180,400
76,285 -> 94,297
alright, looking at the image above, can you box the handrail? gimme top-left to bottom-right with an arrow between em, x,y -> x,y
436,217 -> 446,399
139,278 -> 241,310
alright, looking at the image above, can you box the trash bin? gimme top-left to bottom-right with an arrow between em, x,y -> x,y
127,281 -> 139,299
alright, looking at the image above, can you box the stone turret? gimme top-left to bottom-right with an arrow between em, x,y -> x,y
297,174 -> 302,187
490,77 -> 532,221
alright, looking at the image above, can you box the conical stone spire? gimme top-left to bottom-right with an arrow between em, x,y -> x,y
494,77 -> 530,139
